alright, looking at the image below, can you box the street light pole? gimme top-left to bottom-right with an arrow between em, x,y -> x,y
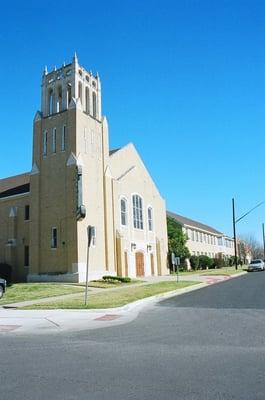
232,198 -> 238,270
262,223 -> 265,260
232,199 -> 265,267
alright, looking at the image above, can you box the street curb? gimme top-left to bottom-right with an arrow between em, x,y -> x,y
103,271 -> 248,314
1,271 -> 248,315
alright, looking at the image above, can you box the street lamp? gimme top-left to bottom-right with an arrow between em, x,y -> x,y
232,198 -> 265,270
262,223 -> 265,261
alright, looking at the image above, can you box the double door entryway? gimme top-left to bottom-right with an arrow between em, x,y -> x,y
135,252 -> 155,277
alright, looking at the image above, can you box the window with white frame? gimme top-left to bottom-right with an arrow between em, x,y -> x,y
51,227 -> 57,248
43,131 -> 47,156
62,126 -> 66,151
120,197 -> 128,226
132,195 -> 143,230
147,207 -> 153,231
52,128 -> 57,153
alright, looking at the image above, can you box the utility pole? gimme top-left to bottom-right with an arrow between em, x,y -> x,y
262,223 -> 265,260
232,198 -> 238,270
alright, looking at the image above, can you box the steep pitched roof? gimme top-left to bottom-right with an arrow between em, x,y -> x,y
0,172 -> 30,193
0,183 -> 30,199
109,148 -> 121,156
167,211 -> 223,235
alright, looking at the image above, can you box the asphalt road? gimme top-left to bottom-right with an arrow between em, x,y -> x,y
1,272 -> 265,400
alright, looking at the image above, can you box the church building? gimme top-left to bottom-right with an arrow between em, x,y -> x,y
0,55 -> 168,282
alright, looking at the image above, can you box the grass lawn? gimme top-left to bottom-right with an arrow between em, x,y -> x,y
22,281 -> 199,310
78,279 -> 143,289
175,266 -> 246,277
200,267 -> 246,276
0,283 -> 85,305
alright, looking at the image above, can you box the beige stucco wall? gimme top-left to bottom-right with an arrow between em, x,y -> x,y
184,226 -> 234,258
109,143 -> 168,277
0,193 -> 30,281
1,59 -> 169,282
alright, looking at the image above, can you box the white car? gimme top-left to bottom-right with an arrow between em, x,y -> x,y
248,259 -> 265,272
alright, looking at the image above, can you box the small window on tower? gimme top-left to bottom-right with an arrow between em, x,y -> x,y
24,246 -> 29,267
48,89 -> 53,115
78,82 -> 82,104
51,227 -> 57,249
24,205 -> 30,221
62,126 -> 66,151
92,92 -> 97,118
85,87 -> 90,114
43,131 -> 47,156
52,128 -> 57,153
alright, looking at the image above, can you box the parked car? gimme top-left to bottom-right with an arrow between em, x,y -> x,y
0,278 -> 7,298
248,259 -> 265,272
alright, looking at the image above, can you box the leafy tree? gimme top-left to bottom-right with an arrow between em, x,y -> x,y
167,216 -> 190,269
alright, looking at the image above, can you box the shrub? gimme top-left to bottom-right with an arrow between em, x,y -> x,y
212,258 -> 226,269
198,255 -> 214,270
190,255 -> 199,270
0,263 -> 12,284
102,275 -> 131,283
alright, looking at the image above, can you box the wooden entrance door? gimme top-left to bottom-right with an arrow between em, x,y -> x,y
135,252 -> 145,277
124,251 -> 128,277
150,253 -> 155,275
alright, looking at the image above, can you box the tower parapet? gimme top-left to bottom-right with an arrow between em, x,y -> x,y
41,54 -> 101,120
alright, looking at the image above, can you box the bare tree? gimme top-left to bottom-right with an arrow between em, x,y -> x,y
238,235 -> 263,260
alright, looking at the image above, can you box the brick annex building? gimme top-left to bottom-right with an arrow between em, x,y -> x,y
0,55 -> 168,282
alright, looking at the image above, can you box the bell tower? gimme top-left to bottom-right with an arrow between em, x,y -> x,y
41,53 -> 102,120
28,54 -> 115,282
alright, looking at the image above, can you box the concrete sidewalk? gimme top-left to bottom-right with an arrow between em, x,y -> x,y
0,271 -> 247,335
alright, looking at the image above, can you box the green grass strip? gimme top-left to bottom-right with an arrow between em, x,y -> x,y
22,281 -> 199,310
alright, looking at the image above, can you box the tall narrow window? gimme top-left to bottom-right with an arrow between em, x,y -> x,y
147,207 -> 153,231
92,92 -> 97,118
120,198 -> 128,226
52,128 -> 57,153
24,246 -> 29,267
51,227 -> 57,249
67,83 -> 72,106
43,131 -> 47,156
78,82 -> 82,104
62,125 -> 66,151
57,86 -> 62,112
48,90 -> 53,115
132,195 -> 143,230
85,87 -> 90,114
24,205 -> 30,221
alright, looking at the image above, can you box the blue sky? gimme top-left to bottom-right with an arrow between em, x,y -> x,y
0,0 -> 265,242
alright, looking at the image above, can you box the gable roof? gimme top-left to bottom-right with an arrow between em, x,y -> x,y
109,148 -> 121,156
167,211 -> 223,235
0,172 -> 30,193
0,183 -> 30,199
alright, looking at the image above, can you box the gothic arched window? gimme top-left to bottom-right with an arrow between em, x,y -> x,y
147,207 -> 153,231
57,86 -> 62,112
78,82 -> 82,104
120,197 -> 128,226
92,92 -> 97,118
67,83 -> 72,106
85,87 -> 90,114
132,195 -> 143,230
48,89 -> 53,115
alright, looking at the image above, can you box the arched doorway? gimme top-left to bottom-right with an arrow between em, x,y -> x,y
135,252 -> 145,277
